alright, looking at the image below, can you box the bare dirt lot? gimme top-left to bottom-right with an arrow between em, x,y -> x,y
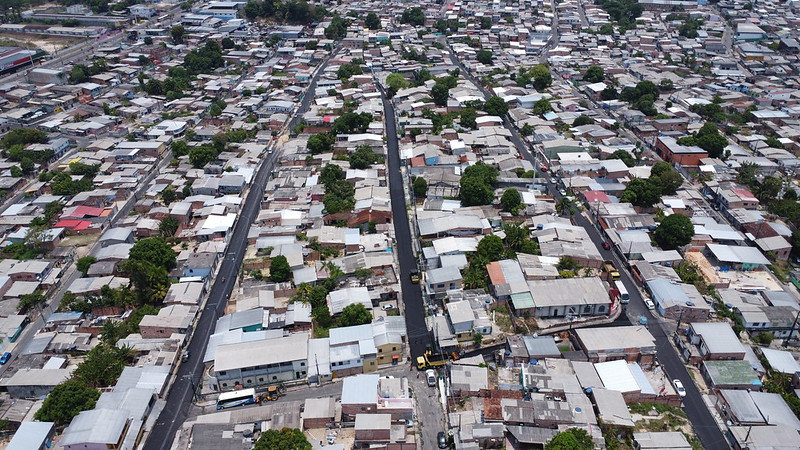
0,31 -> 87,53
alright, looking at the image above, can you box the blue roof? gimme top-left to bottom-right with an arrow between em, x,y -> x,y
48,311 -> 84,322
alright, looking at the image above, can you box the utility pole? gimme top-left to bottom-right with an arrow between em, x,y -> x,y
782,308 -> 800,347
676,308 -> 684,334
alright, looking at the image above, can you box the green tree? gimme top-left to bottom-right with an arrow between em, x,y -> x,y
119,259 -> 171,304
520,124 -> 534,136
460,108 -> 478,129
431,83 -> 450,106
307,133 -> 335,154
386,73 -> 409,92
400,7 -> 426,26
651,162 -> 683,195
221,37 -> 235,49
476,234 -> 505,263
608,149 -> 634,167
9,166 -> 21,177
483,96 -> 508,117
34,380 -> 100,426
472,332 -> 483,347
765,136 -> 783,149
338,303 -> 372,327
325,15 -> 348,40
129,237 -> 176,270
545,428 -> 594,450
349,145 -> 382,169
189,146 -> 218,168
463,163 -> 499,187
530,64 -> 552,90
501,188 -> 522,213
620,178 -> 662,208
320,164 -> 345,186
144,36 -> 153,45
654,213 -> 694,250
533,98 -> 552,115
476,49 -> 493,64
270,255 -> 291,282
413,176 -> 427,197
254,427 -> 311,450
159,216 -> 179,237
365,12 -> 380,30
161,186 -> 177,205
572,115 -> 595,126
170,25 -> 185,44
460,177 -> 494,206
1,128 -> 47,149
583,65 -> 605,83
76,256 -> 97,276
172,140 -> 189,157
20,157 -> 34,174
601,85 -> 619,100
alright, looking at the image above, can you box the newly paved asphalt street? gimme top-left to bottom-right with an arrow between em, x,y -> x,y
379,86 -> 430,360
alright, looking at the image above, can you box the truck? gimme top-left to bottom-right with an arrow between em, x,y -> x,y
603,260 -> 620,281
416,351 -> 449,370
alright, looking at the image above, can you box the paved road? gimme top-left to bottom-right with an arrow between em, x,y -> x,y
143,57 -> 332,450
571,211 -> 729,450
378,87 -> 430,360
446,38 -> 729,449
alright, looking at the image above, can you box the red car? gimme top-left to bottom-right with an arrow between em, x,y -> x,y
602,242 -> 611,250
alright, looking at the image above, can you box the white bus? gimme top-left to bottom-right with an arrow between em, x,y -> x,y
216,388 -> 259,410
617,282 -> 630,304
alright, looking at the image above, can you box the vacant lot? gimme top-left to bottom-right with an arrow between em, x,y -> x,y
0,31 -> 86,53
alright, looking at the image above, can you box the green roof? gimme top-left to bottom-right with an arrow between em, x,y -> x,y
703,360 -> 762,387
511,292 -> 535,309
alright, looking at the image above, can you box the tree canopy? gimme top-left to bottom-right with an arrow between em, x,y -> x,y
654,213 -> 695,250
483,96 -> 508,117
128,237 -> 176,270
583,65 -> 605,83
607,149 -> 634,167
545,428 -> 594,450
501,188 -> 522,213
400,7 -> 426,26
34,380 -> 100,425
365,12 -> 380,29
270,255 -> 292,282
338,303 -> 372,327
254,428 -> 311,450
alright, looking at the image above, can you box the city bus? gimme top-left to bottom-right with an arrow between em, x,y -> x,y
216,388 -> 259,410
616,282 -> 630,304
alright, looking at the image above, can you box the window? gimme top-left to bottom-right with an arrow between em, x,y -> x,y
379,348 -> 383,353
370,362 -> 375,366
392,347 -> 396,351
272,376 -> 277,380
246,379 -> 252,384
583,305 -> 591,313
222,383 -> 228,388
300,362 -> 305,366
259,378 -> 264,382
219,371 -> 227,376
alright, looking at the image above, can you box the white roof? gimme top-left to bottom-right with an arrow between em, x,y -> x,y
214,332 -> 308,372
594,360 -> 639,393
707,243 -> 769,265
761,348 -> 800,374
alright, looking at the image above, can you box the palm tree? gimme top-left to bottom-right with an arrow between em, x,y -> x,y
322,261 -> 344,280
556,198 -> 575,216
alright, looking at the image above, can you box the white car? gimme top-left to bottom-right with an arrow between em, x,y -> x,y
426,369 -> 437,387
673,379 -> 686,397
644,299 -> 655,310
381,304 -> 395,311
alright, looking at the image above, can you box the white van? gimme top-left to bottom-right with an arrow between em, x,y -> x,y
617,282 -> 630,304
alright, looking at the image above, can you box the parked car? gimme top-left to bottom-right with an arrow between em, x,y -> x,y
381,304 -> 395,311
644,299 -> 655,310
602,241 -> 611,250
409,271 -> 420,283
182,350 -> 190,363
426,369 -> 436,387
437,431 -> 448,448
559,189 -> 567,196
0,352 -> 11,365
673,379 -> 686,397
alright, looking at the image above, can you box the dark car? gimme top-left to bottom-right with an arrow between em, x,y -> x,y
437,431 -> 448,448
181,351 -> 190,363
602,241 -> 611,250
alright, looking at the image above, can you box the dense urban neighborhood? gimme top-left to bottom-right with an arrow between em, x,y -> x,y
0,0 -> 800,449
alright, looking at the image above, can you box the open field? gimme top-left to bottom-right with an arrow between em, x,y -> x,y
0,31 -> 87,53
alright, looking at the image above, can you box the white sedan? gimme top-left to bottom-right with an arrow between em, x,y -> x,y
673,379 -> 686,397
644,299 -> 655,310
